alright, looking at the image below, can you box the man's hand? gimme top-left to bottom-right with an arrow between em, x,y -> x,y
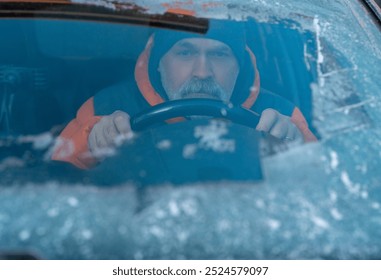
256,108 -> 302,141
88,110 -> 133,158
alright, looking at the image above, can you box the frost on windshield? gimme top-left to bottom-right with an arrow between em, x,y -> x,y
310,17 -> 372,137
183,120 -> 235,159
2,0 -> 381,260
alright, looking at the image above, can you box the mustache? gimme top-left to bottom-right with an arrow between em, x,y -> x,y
179,78 -> 225,99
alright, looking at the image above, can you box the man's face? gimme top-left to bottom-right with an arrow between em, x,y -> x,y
158,38 -> 239,102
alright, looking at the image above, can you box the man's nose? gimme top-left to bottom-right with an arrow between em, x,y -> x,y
192,54 -> 212,79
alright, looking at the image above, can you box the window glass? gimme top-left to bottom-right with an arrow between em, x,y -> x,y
1,0 -> 381,259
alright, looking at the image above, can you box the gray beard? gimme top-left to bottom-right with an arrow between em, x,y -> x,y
168,77 -> 230,101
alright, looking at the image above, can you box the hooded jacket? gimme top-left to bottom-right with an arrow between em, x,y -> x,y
52,21 -> 317,169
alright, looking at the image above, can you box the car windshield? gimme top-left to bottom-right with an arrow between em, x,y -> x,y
1,0 -> 381,260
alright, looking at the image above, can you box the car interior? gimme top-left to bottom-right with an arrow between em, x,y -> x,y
1,18 -> 319,134
0,16 -> 319,185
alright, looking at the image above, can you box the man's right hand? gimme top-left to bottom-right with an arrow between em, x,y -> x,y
88,110 -> 133,158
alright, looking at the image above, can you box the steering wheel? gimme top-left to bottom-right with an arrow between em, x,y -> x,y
130,98 -> 260,132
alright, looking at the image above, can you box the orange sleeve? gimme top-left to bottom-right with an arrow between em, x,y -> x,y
291,107 -> 317,142
52,97 -> 102,169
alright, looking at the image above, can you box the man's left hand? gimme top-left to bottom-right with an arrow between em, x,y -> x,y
256,108 -> 302,141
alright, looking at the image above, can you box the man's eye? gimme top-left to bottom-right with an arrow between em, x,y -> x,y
209,51 -> 230,58
175,50 -> 194,56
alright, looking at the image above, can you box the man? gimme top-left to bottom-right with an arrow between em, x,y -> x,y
52,19 -> 316,169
